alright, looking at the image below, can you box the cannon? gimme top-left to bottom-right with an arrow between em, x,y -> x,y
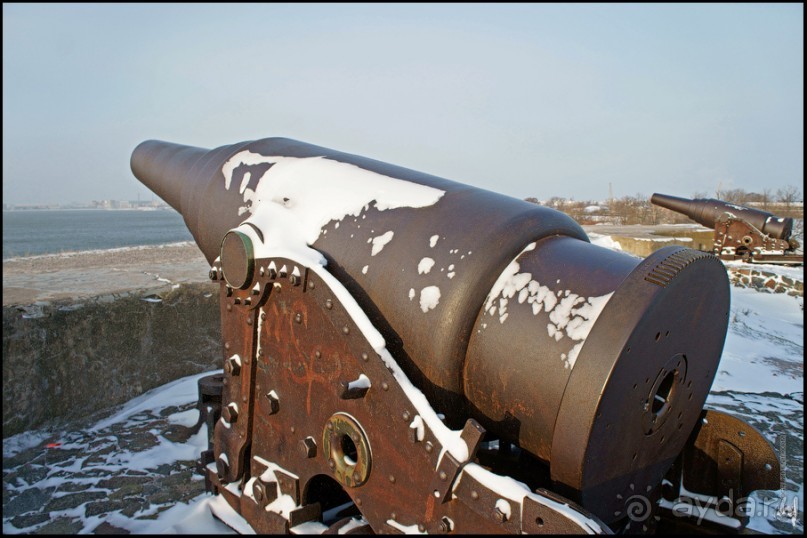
132,138 -> 780,533
651,193 -> 803,265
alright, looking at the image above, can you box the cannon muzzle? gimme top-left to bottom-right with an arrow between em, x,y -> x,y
132,138 -> 734,523
651,192 -> 793,240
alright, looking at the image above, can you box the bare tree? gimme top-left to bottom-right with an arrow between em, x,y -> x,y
761,188 -> 773,211
777,185 -> 802,210
721,188 -> 749,205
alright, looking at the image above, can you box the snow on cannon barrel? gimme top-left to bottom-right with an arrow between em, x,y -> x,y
131,138 -> 779,533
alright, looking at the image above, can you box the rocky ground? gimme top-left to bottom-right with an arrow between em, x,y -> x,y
2,372 -> 233,535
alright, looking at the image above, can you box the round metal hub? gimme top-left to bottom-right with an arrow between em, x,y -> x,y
322,413 -> 372,488
220,230 -> 254,290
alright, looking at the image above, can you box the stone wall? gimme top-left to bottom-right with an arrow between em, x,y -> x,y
728,267 -> 804,297
2,283 -> 221,437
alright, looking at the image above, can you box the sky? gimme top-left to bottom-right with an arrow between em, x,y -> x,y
2,3 -> 803,205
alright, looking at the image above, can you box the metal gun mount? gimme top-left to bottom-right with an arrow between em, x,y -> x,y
132,138 -> 780,534
651,193 -> 803,266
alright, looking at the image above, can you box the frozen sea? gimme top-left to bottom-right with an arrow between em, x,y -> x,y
2,236 -> 803,534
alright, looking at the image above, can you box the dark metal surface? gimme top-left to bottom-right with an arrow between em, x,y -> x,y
650,193 -> 794,241
650,193 -> 802,265
131,137 -> 776,533
658,409 -> 780,530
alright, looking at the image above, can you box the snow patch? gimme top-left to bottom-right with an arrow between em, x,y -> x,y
371,231 -> 394,256
418,257 -> 435,274
221,151 -> 444,265
419,286 -> 441,313
481,242 -> 612,369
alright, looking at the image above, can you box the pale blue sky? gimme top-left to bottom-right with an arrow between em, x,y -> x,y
2,3 -> 803,205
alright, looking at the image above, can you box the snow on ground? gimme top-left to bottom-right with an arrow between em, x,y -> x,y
2,237 -> 803,534
588,232 -> 624,251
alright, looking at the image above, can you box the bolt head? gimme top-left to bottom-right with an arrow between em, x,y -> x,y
223,403 -> 239,423
226,357 -> 241,376
266,392 -> 279,414
300,437 -> 317,458
216,456 -> 229,479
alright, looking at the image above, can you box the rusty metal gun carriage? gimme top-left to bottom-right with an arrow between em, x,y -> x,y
651,193 -> 803,266
132,138 -> 780,534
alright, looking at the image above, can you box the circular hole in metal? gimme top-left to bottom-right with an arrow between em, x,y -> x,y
323,413 -> 372,488
341,434 -> 358,466
536,517 -> 544,527
651,370 -> 676,415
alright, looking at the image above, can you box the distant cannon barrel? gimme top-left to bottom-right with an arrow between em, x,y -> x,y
132,138 -> 731,521
650,192 -> 793,240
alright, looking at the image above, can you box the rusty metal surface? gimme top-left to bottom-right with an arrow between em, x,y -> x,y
650,193 -> 802,265
131,138 -> 780,534
650,193 -> 794,241
713,217 -> 803,265
205,255 -> 607,533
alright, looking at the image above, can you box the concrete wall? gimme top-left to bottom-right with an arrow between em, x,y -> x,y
2,283 -> 221,437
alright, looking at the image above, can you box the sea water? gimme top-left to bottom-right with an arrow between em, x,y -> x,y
2,209 -> 193,259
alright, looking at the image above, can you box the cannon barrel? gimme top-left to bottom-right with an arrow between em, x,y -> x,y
132,138 -> 731,521
650,192 -> 793,240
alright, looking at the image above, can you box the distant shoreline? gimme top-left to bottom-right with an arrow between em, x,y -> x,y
2,240 -> 196,263
2,207 -> 176,212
